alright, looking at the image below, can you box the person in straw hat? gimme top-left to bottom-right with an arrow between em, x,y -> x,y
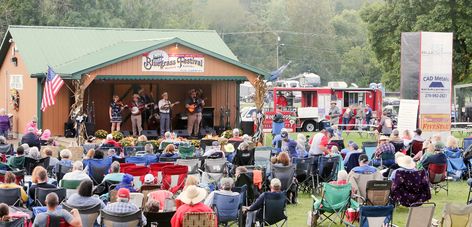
389,155 -> 417,180
372,135 -> 396,166
328,100 -> 341,126
171,185 -> 214,227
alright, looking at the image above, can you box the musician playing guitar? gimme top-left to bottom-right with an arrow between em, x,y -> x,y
185,89 -> 205,137
158,92 -> 180,136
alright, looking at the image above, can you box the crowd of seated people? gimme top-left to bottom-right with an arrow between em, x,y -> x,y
2,124 -> 472,226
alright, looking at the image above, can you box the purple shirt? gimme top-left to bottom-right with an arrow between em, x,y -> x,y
0,115 -> 10,131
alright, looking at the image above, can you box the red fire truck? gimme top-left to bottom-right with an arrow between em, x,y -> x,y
263,86 -> 383,132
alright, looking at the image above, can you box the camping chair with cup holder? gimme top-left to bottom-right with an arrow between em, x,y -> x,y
161,165 -> 188,194
390,169 -> 431,207
260,192 -> 288,227
270,164 -> 296,203
87,159 -> 110,185
34,187 -> 67,207
176,158 -> 200,181
201,158 -> 228,188
212,192 -> 242,226
292,156 -> 313,193
315,156 -> 340,193
254,146 -> 273,168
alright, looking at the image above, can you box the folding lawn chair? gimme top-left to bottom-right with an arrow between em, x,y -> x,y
0,170 -> 24,185
0,144 -> 14,155
405,202 -> 436,227
379,152 -> 395,168
176,158 -> 200,180
62,202 -> 101,227
330,139 -> 345,150
235,174 -> 254,205
348,171 -> 383,204
362,141 -> 377,160
271,164 -> 296,202
390,169 -> 431,207
254,146 -> 272,167
126,156 -> 148,166
123,146 -> 145,156
391,141 -> 404,153
343,152 -> 361,173
161,165 -> 188,193
441,203 -> 472,227
365,180 -> 392,206
232,184 -> 247,207
315,156 -> 340,192
59,179 -> 82,199
201,158 -> 227,188
312,183 -> 352,226
87,159 -> 110,185
55,163 -> 72,182
232,148 -> 255,166
464,138 -> 472,151
150,162 -> 174,185
0,217 -> 25,227
408,140 -> 423,157
292,156 -> 313,193
101,209 -> 142,226
359,205 -> 394,227
179,145 -> 196,159
159,156 -> 179,162
212,193 -> 241,226
0,188 -> 22,206
144,211 -> 174,227
183,212 -> 217,227
119,163 -> 136,172
261,193 -> 287,227
34,188 -> 67,206
124,165 -> 150,188
428,163 -> 448,195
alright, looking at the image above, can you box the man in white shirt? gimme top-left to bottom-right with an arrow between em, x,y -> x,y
158,92 -> 177,136
62,161 -> 91,181
309,129 -> 328,156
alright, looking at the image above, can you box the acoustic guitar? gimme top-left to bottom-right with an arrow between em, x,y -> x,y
187,99 -> 206,113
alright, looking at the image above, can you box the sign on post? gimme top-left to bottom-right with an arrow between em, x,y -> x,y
396,99 -> 419,135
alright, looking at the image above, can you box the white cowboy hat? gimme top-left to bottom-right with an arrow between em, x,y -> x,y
379,135 -> 389,141
179,185 -> 207,205
224,143 -> 235,153
397,155 -> 416,169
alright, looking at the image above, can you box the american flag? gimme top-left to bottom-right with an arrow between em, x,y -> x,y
41,66 -> 64,111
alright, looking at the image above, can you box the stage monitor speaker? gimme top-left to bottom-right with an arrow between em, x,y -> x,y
122,131 -> 131,137
174,129 -> 189,138
85,122 -> 95,137
141,130 -> 158,139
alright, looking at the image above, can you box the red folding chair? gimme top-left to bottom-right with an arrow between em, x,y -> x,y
123,165 -> 150,186
408,140 -> 423,156
120,163 -> 136,173
150,163 -> 174,184
428,163 -> 448,195
161,165 -> 188,194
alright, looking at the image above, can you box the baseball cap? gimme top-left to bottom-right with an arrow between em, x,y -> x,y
280,131 -> 288,139
350,142 -> 359,150
117,188 -> 130,199
144,174 -> 155,184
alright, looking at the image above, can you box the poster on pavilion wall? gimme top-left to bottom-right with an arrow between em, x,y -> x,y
142,49 -> 204,72
418,32 -> 453,136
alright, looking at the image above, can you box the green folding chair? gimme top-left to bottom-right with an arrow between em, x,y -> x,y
60,179 -> 82,198
159,141 -> 174,150
179,145 -> 195,159
312,183 -> 356,226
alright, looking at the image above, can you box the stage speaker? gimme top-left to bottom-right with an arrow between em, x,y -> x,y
64,121 -> 76,138
85,122 -> 95,137
202,107 -> 214,128
174,129 -> 189,138
141,130 -> 158,139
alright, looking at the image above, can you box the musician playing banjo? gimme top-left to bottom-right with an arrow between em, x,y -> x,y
130,94 -> 144,136
185,89 -> 205,137
158,92 -> 179,135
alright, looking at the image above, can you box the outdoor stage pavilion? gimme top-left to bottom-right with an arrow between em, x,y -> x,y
0,26 -> 269,137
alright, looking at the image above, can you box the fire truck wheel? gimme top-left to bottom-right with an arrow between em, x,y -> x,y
303,121 -> 317,132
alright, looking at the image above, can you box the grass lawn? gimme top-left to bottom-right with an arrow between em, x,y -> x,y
262,132 -> 471,226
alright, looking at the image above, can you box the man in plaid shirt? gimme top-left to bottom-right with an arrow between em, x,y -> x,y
374,136 -> 396,158
103,188 -> 147,225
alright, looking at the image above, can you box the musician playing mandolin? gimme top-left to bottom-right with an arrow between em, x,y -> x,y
158,92 -> 179,136
130,94 -> 144,136
185,89 -> 205,137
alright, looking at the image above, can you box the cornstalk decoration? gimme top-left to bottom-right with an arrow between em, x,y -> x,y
253,76 -> 267,144
69,76 -> 87,145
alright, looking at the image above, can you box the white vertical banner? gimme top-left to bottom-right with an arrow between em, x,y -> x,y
397,99 -> 419,135
419,32 -> 453,138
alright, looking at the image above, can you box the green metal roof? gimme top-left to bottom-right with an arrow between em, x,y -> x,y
0,26 -> 269,79
96,75 -> 247,81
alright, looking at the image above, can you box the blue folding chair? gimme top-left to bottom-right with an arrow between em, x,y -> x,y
232,184 -> 247,206
87,159 -> 111,185
362,141 -> 377,160
359,205 -> 394,227
126,156 -> 148,166
212,193 -> 241,226
464,138 -> 472,150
